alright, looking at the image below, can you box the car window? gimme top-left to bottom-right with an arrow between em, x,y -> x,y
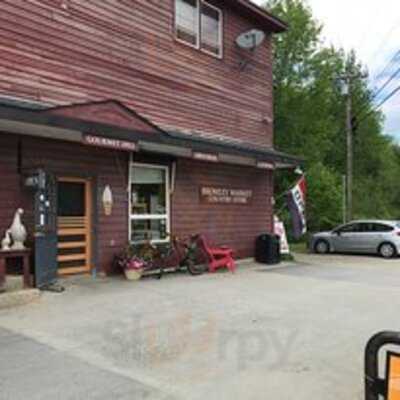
339,223 -> 361,233
358,223 -> 373,232
372,223 -> 394,232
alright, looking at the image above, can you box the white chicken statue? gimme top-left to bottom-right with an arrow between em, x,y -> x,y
1,229 -> 12,251
9,208 -> 27,250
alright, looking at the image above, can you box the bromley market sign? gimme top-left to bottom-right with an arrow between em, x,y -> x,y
200,186 -> 253,205
83,134 -> 137,152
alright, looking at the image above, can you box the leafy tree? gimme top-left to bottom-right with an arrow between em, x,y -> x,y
264,0 -> 400,235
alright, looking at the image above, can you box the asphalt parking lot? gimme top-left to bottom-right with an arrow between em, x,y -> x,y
1,254 -> 400,400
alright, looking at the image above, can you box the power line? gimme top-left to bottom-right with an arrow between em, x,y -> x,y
353,62 -> 400,120
375,84 -> 400,110
355,4 -> 383,53
372,64 -> 400,100
357,84 -> 400,125
367,17 -> 400,72
373,49 -> 400,83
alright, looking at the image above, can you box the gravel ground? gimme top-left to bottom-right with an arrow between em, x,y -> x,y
1,255 -> 400,399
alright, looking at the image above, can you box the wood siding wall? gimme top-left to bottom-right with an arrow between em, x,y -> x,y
0,134 -> 273,273
172,158 -> 274,258
0,0 -> 274,147
0,133 -> 129,275
0,135 -> 22,242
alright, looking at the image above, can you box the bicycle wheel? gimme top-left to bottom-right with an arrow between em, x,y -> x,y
186,258 -> 207,275
186,244 -> 208,275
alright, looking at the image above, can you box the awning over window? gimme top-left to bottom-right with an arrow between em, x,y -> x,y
0,98 -> 302,169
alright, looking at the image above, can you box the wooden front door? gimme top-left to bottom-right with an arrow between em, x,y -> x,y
57,178 -> 92,275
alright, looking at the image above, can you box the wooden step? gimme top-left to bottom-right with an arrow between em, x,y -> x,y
57,241 -> 86,249
58,228 -> 87,236
57,254 -> 86,262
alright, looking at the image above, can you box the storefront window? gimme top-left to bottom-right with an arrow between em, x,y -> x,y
129,163 -> 170,243
131,219 -> 168,242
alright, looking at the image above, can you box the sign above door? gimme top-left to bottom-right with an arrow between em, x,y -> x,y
83,134 -> 137,152
200,186 -> 253,205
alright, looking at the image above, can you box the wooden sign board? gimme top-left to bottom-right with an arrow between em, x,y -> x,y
83,134 -> 137,152
388,352 -> 400,400
193,152 -> 219,162
257,161 -> 275,170
200,186 -> 253,205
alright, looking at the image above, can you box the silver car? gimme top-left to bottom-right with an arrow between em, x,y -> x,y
310,220 -> 400,258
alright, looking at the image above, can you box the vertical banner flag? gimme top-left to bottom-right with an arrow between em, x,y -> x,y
274,215 -> 290,255
287,176 -> 307,239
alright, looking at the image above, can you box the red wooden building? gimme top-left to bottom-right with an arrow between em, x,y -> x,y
0,0 -> 299,282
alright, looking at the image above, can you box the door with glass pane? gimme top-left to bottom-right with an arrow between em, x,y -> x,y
130,164 -> 169,243
57,178 -> 92,275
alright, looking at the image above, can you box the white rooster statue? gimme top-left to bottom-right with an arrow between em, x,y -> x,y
9,208 -> 27,250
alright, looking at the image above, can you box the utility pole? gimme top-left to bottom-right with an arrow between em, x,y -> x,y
340,67 -> 365,222
339,55 -> 367,222
342,174 -> 346,224
344,76 -> 353,222
339,74 -> 353,222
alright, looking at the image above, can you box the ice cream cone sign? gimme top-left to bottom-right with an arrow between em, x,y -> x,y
102,185 -> 113,216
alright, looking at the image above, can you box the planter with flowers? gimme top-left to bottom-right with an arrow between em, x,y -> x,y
113,240 -> 167,280
114,249 -> 145,281
123,257 -> 145,280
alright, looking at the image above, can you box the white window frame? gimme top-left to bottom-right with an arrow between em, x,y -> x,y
200,1 -> 223,59
174,0 -> 223,59
174,0 -> 200,50
129,161 -> 171,244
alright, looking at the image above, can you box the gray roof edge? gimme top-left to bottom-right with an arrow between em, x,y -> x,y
166,130 -> 303,165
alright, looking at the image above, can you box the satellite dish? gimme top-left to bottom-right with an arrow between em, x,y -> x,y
236,29 -> 266,51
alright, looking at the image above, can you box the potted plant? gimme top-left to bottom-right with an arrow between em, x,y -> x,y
114,249 -> 145,281
123,256 -> 145,281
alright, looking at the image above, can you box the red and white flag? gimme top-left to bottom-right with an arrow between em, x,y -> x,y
287,176 -> 307,239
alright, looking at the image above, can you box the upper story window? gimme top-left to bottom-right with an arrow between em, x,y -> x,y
175,0 -> 199,47
175,0 -> 223,58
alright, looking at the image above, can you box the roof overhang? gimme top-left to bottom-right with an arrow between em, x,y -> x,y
0,99 -> 302,170
228,0 -> 288,33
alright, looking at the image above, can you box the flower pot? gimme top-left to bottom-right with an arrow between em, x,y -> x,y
124,269 -> 142,281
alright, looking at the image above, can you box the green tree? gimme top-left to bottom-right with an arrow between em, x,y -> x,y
265,0 -> 400,234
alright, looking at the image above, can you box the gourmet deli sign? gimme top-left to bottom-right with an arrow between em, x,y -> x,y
200,186 -> 253,205
83,134 -> 137,152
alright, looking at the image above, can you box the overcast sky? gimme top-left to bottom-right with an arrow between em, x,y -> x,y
252,0 -> 400,142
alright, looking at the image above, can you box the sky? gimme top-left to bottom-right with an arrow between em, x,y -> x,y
252,0 -> 400,142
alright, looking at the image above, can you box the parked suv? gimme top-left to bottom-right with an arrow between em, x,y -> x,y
310,220 -> 400,258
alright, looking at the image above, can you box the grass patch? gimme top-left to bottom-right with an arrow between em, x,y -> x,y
289,242 -> 309,254
281,253 -> 295,262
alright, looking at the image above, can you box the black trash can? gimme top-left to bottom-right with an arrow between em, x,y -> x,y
255,234 -> 281,265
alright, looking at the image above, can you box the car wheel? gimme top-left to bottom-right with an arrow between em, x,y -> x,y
314,240 -> 330,254
378,243 -> 397,259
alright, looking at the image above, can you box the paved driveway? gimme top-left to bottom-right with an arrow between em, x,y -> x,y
1,255 -> 400,399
